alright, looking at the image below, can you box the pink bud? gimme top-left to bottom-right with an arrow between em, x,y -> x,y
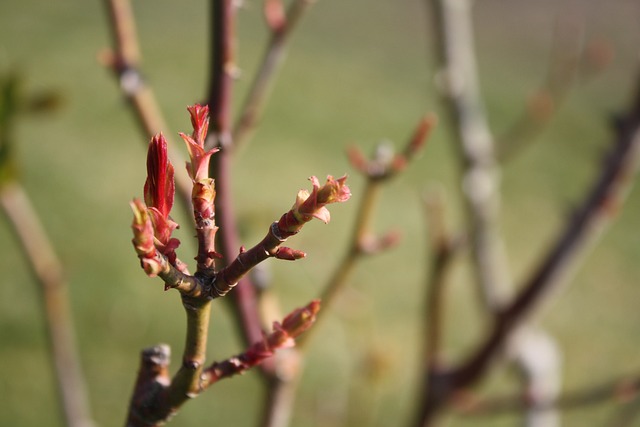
186,104 -> 210,146
264,0 -> 286,33
281,300 -> 321,338
274,247 -> 307,261
295,175 -> 351,222
144,134 -> 175,219
181,104 -> 219,182
191,179 -> 216,220
130,199 -> 163,277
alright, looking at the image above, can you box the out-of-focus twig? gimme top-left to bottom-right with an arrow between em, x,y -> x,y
258,117 -> 433,427
126,301 -> 320,427
0,182 -> 95,427
509,327 -> 562,427
303,114 -> 435,345
0,69 -> 94,427
450,69 -> 640,406
422,188 -> 460,371
102,0 -> 192,206
425,4 -> 562,427
233,0 -> 316,150
205,0 -> 268,355
497,9 -> 586,161
455,372 -> 640,416
430,0 -> 511,310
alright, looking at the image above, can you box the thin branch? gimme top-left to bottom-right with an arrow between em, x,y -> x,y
102,0 -> 192,209
207,0 -> 236,150
200,300 -> 319,389
165,297 -> 213,408
205,0 -> 268,351
261,119 -> 432,427
125,302 -> 319,427
456,372 -> 640,416
497,8 -> 586,161
451,71 -> 640,394
301,116 -> 434,347
0,182 -> 94,427
430,0 -> 512,310
422,189 -> 460,371
232,0 -> 316,150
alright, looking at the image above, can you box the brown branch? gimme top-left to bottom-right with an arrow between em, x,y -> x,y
417,2 -> 640,426
422,5 -> 564,427
422,189 -> 460,371
456,373 -> 640,416
497,8 -> 586,161
0,182 -> 94,427
125,345 -> 171,426
200,301 -> 319,389
102,0 -> 192,210
261,120 -> 432,427
126,302 -> 318,426
203,0 -> 268,352
232,0 -> 316,150
450,71 -> 640,399
207,0 -> 236,150
430,0 -> 512,310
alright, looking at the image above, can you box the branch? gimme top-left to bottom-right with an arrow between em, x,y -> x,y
430,0 -> 512,310
102,0 -> 193,210
451,71 -> 640,394
497,8 -> 586,161
213,175 -> 351,298
456,372 -> 640,416
126,302 -> 319,427
200,300 -> 320,388
233,0 -> 316,150
204,0 -> 270,351
0,70 -> 93,427
256,119 -> 432,427
0,182 -> 94,427
422,188 -> 461,371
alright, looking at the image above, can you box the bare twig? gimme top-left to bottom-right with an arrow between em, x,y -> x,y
205,0 -> 269,350
422,189 -> 460,372
497,8 -> 586,161
430,0 -> 512,309
456,372 -> 640,416
233,0 -> 316,150
303,115 -> 434,346
424,3 -> 562,427
451,70 -> 640,402
102,0 -> 192,209
126,301 -> 319,427
0,182 -> 94,427
417,2 -> 640,426
259,118 -> 432,427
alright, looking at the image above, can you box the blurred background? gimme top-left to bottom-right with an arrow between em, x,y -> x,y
0,0 -> 639,426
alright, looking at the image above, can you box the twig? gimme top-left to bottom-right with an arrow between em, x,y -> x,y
260,118 -> 433,427
456,372 -> 640,416
125,301 -> 319,427
302,115 -> 435,347
127,104 -> 349,426
497,8 -> 586,161
451,70 -> 640,400
422,188 -> 460,371
233,0 -> 316,150
0,182 -> 95,427
204,0 -> 269,350
430,0 -> 512,310
102,0 -> 192,209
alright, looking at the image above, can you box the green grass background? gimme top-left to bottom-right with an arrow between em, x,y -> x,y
0,0 -> 639,426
